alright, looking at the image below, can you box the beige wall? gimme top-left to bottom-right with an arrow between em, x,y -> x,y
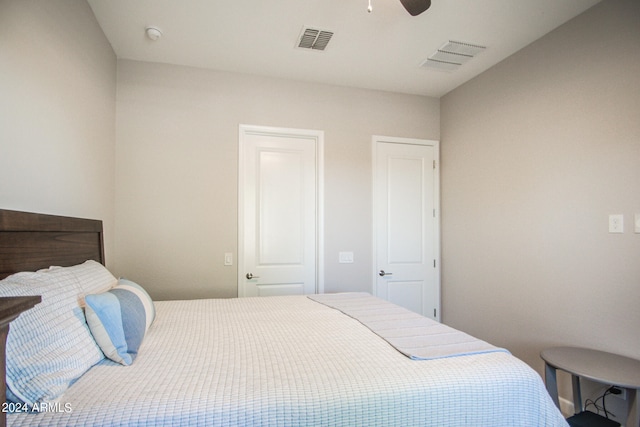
6,1 -> 637,411
441,0 -> 639,407
114,60 -> 439,300
0,0 -> 117,264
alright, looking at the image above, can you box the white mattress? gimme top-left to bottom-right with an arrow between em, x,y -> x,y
9,295 -> 568,427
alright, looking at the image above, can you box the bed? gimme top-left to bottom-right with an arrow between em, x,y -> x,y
0,209 -> 568,427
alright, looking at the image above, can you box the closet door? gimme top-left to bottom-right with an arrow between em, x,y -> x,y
373,136 -> 440,319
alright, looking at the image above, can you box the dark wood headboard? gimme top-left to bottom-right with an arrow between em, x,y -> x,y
0,209 -> 105,279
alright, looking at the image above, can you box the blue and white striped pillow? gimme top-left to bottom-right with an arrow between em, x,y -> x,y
84,279 -> 156,365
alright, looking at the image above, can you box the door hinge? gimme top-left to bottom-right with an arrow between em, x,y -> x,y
433,160 -> 436,169
434,308 -> 437,317
433,259 -> 436,268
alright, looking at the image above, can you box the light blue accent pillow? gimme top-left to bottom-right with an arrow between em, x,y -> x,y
85,279 -> 155,365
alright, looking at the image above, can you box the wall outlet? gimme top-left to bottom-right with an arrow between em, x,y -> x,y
610,386 -> 627,400
609,214 -> 624,233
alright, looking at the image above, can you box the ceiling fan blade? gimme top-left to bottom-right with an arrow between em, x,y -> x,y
399,0 -> 431,16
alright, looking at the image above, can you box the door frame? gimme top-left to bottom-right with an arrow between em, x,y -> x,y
371,135 -> 441,320
238,124 -> 325,296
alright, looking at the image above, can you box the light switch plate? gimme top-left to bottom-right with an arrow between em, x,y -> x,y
635,214 -> 640,233
224,252 -> 233,266
609,214 -> 624,233
339,251 -> 354,263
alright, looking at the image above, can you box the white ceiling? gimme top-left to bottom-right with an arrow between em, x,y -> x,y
87,0 -> 601,98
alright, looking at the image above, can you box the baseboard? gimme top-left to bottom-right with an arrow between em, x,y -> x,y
560,396 -> 575,418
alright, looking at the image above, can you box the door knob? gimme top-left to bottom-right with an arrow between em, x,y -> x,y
379,270 -> 393,277
246,273 -> 260,279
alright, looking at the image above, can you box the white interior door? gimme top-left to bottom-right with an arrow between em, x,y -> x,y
239,125 -> 323,297
373,136 -> 440,319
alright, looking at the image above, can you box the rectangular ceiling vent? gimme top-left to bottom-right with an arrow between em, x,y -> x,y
440,40 -> 486,57
421,40 -> 486,72
420,58 -> 462,72
297,27 -> 334,51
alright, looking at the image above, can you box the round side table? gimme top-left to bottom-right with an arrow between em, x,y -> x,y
541,346 -> 640,427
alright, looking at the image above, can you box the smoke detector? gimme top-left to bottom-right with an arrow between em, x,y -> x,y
145,26 -> 162,41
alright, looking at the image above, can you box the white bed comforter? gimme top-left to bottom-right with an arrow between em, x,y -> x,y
9,295 -> 567,427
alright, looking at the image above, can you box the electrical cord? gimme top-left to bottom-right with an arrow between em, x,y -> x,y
584,386 -> 617,419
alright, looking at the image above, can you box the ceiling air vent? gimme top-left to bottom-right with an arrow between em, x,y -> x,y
439,40 -> 486,57
421,40 -> 486,72
297,27 -> 334,51
420,58 -> 461,72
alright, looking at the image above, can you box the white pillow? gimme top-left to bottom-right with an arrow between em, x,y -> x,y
0,266 -> 107,407
40,260 -> 117,306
